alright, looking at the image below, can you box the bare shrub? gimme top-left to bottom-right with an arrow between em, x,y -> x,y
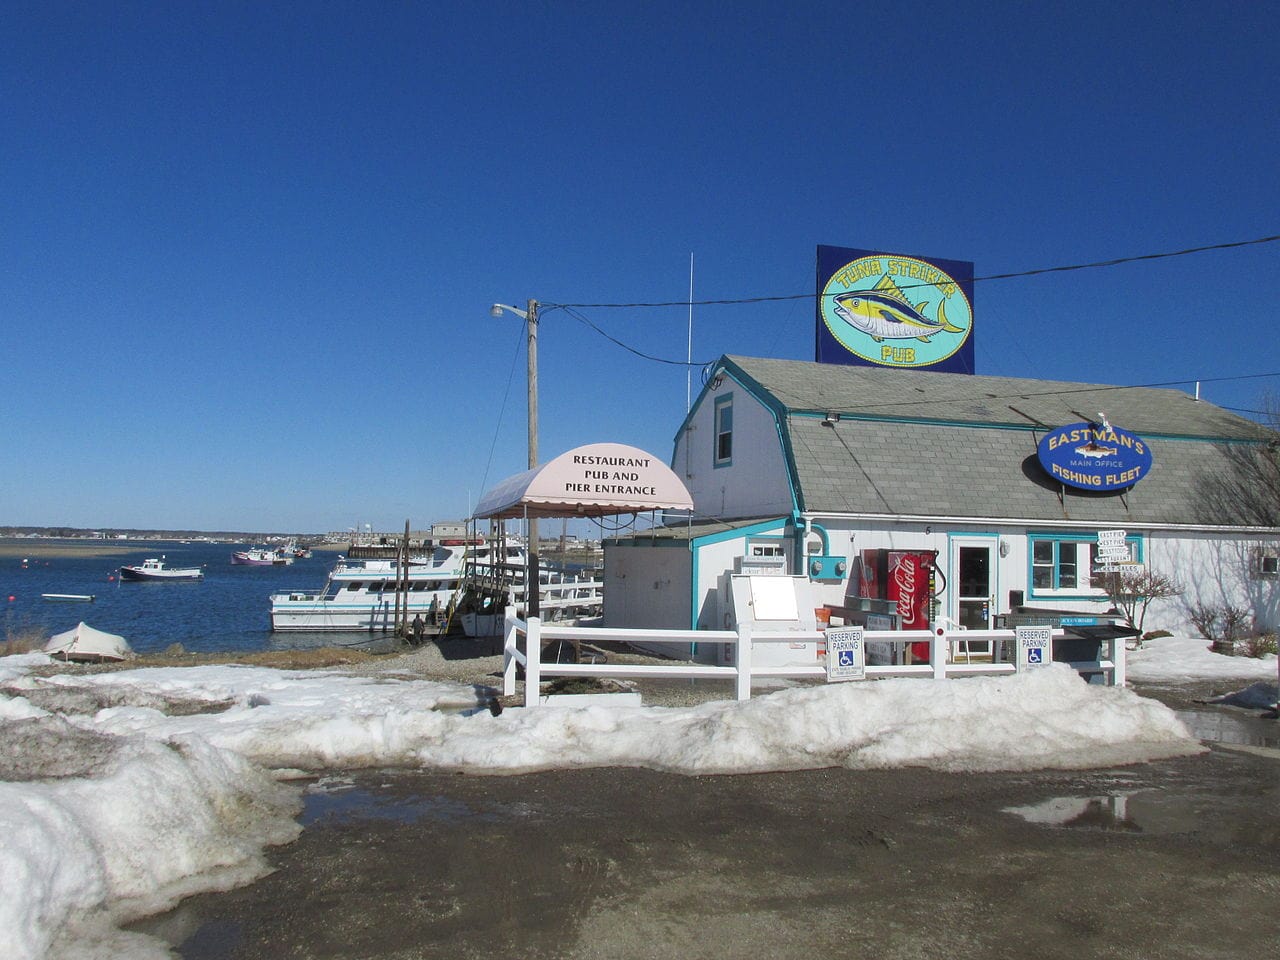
1239,632 -> 1278,659
4,624 -> 48,655
1096,568 -> 1181,636
1187,604 -> 1220,641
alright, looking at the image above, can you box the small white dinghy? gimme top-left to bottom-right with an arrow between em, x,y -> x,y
43,622 -> 136,663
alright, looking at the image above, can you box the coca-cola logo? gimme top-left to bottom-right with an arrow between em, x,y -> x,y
893,558 -> 917,620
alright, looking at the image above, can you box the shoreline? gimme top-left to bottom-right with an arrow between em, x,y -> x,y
0,539 -> 347,560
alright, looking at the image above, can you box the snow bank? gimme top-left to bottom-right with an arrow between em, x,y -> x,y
1128,635 -> 1279,683
0,716 -> 299,960
0,654 -> 1206,959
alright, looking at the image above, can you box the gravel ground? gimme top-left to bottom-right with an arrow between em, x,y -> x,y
114,641 -> 1280,960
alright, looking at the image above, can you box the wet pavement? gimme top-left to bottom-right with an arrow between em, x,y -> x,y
132,683 -> 1280,960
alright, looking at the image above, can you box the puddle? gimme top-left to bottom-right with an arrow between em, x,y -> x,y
296,776 -> 543,826
1004,790 -> 1206,835
1175,707 -> 1280,750
301,782 -> 494,826
1004,794 -> 1144,832
127,907 -> 243,959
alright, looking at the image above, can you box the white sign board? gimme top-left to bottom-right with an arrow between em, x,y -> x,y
1016,625 -> 1053,671
1096,530 -> 1130,562
826,627 -> 866,682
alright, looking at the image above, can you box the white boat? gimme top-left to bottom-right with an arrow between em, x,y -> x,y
231,546 -> 293,566
269,537 -> 489,632
44,622 -> 134,662
120,557 -> 204,581
456,552 -> 603,637
42,593 -> 96,602
271,533 -> 601,635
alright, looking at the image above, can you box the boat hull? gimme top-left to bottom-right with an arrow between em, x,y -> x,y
120,568 -> 203,581
270,597 -> 445,633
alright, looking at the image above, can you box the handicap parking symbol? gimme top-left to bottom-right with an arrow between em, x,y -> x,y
838,649 -> 856,667
1027,647 -> 1043,664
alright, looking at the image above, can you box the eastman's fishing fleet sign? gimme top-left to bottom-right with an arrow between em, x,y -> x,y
816,245 -> 975,373
1037,419 -> 1153,491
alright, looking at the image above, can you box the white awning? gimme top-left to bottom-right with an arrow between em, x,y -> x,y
472,443 -> 693,520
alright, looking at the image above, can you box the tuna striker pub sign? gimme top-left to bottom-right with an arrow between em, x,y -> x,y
1036,419 -> 1154,491
816,245 -> 976,373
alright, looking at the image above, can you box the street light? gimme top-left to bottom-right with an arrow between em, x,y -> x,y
490,299 -> 540,617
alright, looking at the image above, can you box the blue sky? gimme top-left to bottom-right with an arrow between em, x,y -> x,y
3,1 -> 1277,534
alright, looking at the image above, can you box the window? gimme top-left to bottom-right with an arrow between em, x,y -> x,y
714,394 -> 733,467
1256,550 -> 1279,578
1028,534 -> 1142,597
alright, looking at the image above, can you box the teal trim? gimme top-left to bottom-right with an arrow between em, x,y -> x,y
717,356 -> 802,513
688,518 -> 788,629
691,517 -> 788,547
689,537 -> 699,631
1026,531 -> 1145,600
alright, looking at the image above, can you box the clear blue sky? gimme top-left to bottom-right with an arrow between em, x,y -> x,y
3,1 -> 1277,534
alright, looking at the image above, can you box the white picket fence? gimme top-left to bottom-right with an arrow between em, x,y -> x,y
501,616 -> 1126,708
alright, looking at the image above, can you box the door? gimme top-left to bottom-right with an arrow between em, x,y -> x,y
950,538 -> 997,629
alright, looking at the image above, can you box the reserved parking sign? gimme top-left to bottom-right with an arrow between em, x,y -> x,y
826,627 -> 866,682
1016,625 -> 1052,671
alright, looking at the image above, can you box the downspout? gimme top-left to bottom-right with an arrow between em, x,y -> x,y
791,511 -> 831,575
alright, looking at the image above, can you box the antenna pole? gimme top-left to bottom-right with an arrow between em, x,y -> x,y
687,253 -> 694,411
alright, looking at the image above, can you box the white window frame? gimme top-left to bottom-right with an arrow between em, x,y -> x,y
713,394 -> 733,468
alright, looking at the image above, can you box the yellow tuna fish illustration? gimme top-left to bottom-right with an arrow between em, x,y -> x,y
832,274 -> 966,342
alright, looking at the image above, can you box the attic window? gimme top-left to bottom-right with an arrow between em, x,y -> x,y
714,394 -> 733,467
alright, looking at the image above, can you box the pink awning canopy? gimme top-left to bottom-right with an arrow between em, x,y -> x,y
472,443 -> 694,520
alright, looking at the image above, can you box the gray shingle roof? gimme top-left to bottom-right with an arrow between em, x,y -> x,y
724,355 -> 1266,440
721,356 -> 1279,527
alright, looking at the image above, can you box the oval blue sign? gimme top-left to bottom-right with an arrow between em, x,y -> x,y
1037,421 -> 1153,491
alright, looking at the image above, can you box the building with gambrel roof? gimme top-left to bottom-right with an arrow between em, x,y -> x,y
604,355 -> 1280,645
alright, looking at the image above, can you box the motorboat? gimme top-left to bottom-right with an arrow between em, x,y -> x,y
270,531 -> 601,635
269,537 -> 485,632
120,557 -> 204,581
42,593 -> 96,602
231,546 -> 293,566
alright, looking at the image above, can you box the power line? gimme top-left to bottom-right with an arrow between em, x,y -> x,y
557,305 -> 705,366
813,370 -> 1280,416
548,233 -> 1280,309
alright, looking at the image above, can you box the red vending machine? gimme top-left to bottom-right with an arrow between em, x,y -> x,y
887,550 -> 935,631
857,549 -> 937,662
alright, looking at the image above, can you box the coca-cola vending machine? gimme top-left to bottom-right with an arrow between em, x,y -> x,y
858,549 -> 938,662
886,550 -> 934,631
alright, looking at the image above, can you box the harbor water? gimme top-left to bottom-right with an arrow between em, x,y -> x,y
1,540 -> 395,655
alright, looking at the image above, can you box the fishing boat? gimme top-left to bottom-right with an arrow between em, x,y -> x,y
231,546 -> 293,566
120,557 -> 204,582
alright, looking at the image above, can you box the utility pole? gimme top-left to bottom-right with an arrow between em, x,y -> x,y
490,298 -> 542,619
524,298 -> 540,619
